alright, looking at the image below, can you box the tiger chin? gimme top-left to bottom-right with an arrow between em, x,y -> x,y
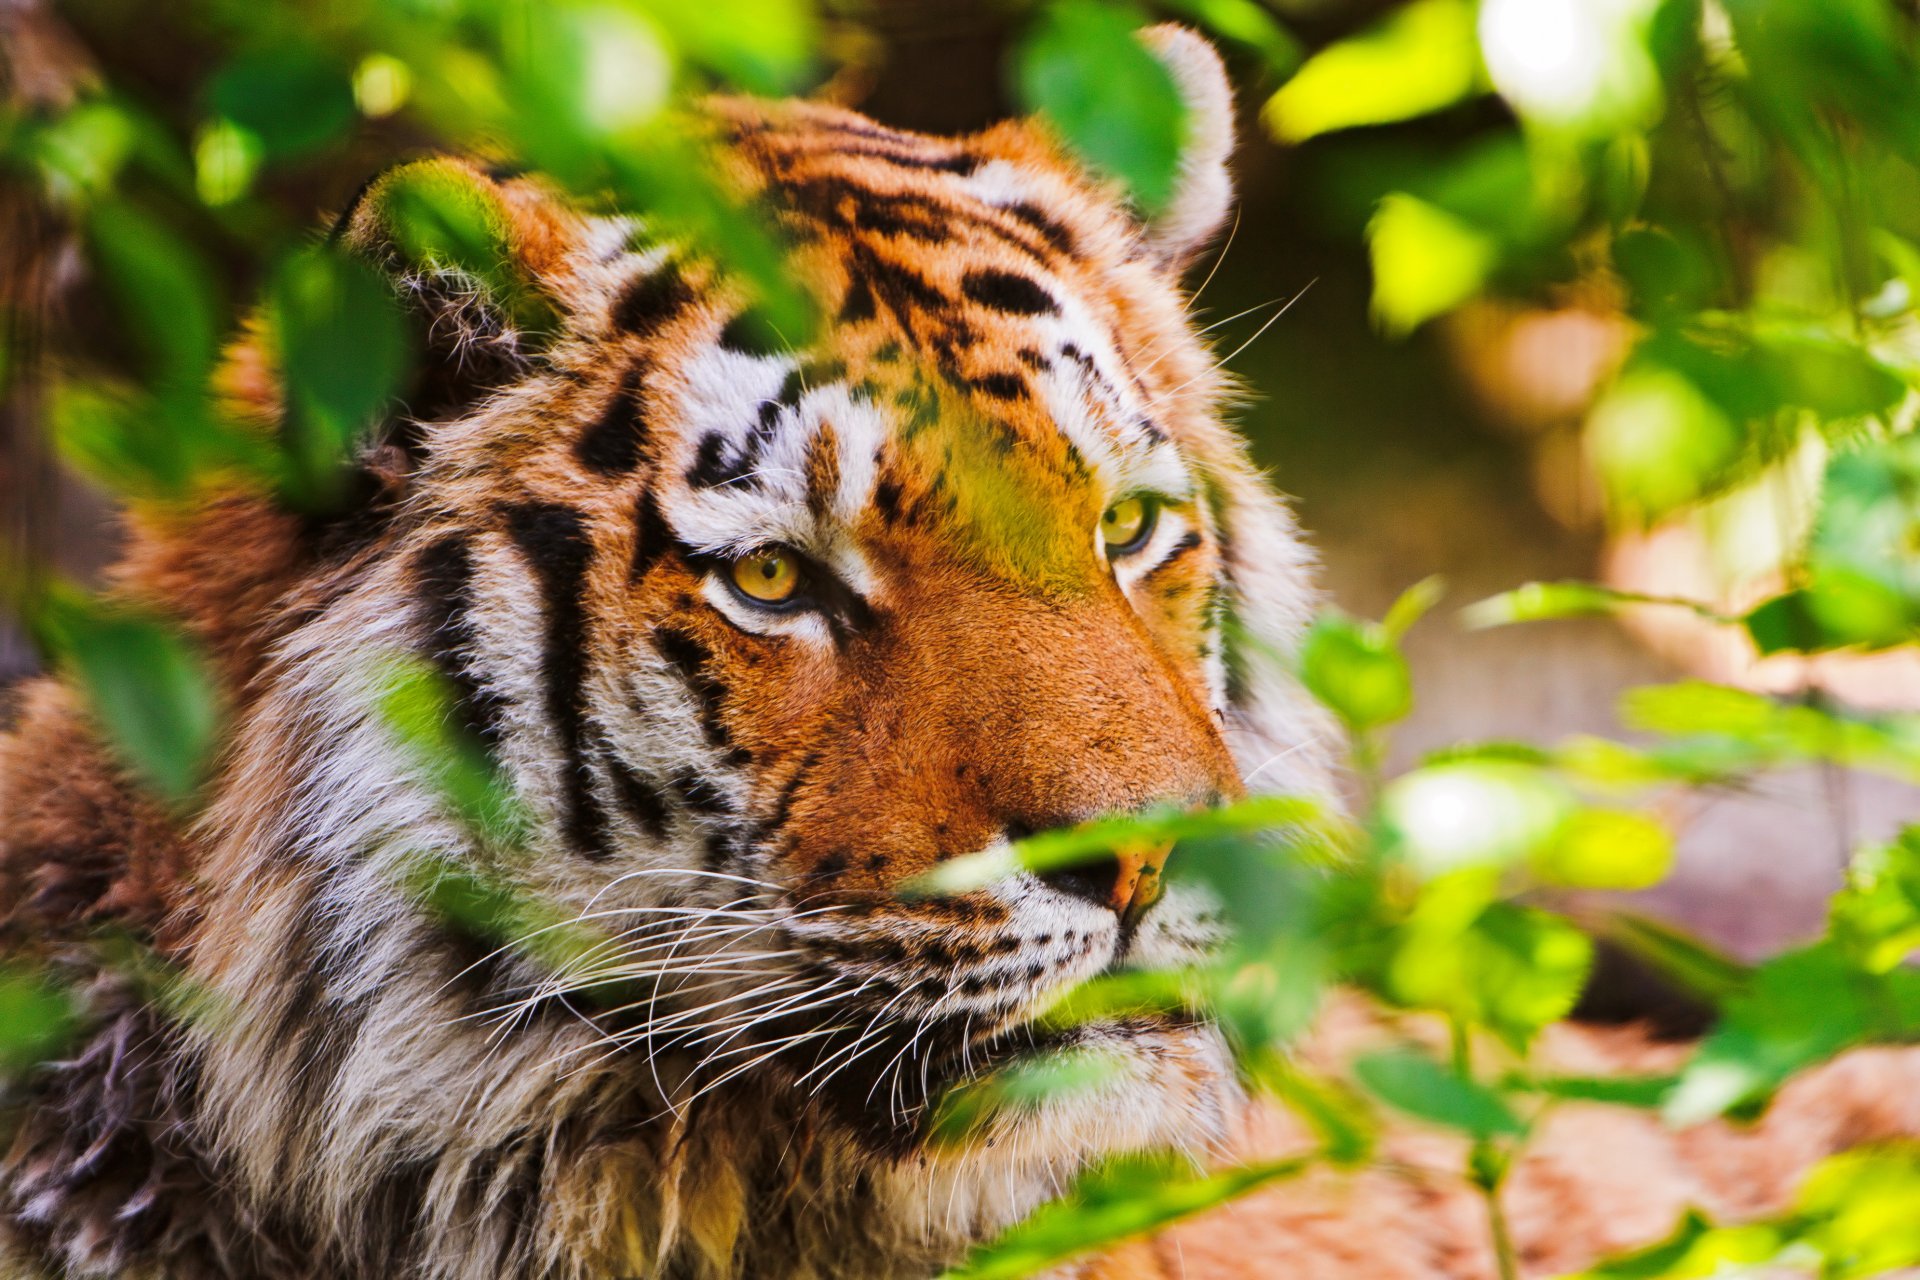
1,26 -> 1337,1280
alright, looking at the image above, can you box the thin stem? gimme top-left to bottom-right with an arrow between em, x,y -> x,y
1451,1018 -> 1521,1280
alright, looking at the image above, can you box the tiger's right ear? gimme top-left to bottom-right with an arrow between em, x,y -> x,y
330,157 -> 586,424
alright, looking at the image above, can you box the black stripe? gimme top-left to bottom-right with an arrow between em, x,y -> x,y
672,769 -> 734,816
414,534 -> 507,748
574,365 -> 649,475
961,269 -> 1057,316
653,626 -> 731,748
503,502 -> 610,859
607,752 -> 670,840
612,263 -> 694,337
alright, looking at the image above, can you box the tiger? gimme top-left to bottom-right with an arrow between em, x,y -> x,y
6,23 -> 1920,1280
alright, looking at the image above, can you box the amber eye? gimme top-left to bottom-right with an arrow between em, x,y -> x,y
729,547 -> 804,605
1100,495 -> 1155,555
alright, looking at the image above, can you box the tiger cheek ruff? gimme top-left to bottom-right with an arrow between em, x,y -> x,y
0,26 -> 1338,1280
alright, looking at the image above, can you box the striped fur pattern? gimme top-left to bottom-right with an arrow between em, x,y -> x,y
1,28 -> 1337,1278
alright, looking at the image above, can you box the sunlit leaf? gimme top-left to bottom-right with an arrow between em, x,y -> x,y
1387,896 -> 1594,1049
1586,364 -> 1741,519
1462,580 -> 1736,630
1013,0 -> 1186,213
1352,1046 -> 1525,1138
941,1152 -> 1312,1279
1531,808 -> 1674,891
1263,0 -> 1482,143
1367,193 -> 1496,336
374,656 -> 530,850
1299,610 -> 1412,732
1831,827 -> 1920,973
1382,762 -> 1574,878
646,0 -> 818,94
1564,1210 -> 1786,1280
1478,0 -> 1664,134
1381,574 -> 1445,641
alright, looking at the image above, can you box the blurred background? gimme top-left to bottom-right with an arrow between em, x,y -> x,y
4,0 -> 1918,963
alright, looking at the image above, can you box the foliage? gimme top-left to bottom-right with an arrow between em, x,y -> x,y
4,1 -> 1920,1278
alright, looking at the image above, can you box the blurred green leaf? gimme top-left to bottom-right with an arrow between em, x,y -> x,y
374,656 -> 530,850
909,794 -> 1329,896
1263,0 -> 1482,143
1352,1046 -> 1525,1138
931,1046 -> 1132,1148
1463,580 -> 1736,630
1013,1 -> 1186,213
1155,0 -> 1303,75
1299,610 -> 1412,733
31,585 -> 222,806
1387,896 -> 1594,1049
1831,827 -> 1920,973
1795,1146 -> 1920,1278
208,46 -> 356,158
941,1152 -> 1311,1279
1664,943 -> 1883,1125
1381,574 -> 1446,641
271,247 -> 413,501
1532,808 -> 1674,891
87,200 -> 219,394
646,0 -> 818,95
1564,1210 -> 1785,1279
1592,911 -> 1751,1006
1621,681 -> 1920,784
1586,363 -> 1741,519
1382,762 -> 1574,878
1513,1071 -> 1678,1109
1367,193 -> 1496,336
0,967 -> 81,1078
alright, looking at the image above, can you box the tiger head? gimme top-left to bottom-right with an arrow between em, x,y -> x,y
3,26 -> 1334,1280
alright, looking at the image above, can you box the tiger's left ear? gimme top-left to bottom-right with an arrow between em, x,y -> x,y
1139,25 -> 1236,270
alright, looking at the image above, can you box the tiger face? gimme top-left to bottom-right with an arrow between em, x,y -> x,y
1,26 -> 1334,1280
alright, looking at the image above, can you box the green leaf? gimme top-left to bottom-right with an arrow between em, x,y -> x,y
1386,899 -> 1594,1049
1352,1046 -> 1525,1138
646,0 -> 818,94
1586,364 -> 1741,519
1154,0 -> 1303,74
1382,762 -> 1575,877
908,794 -> 1329,896
1564,1210 -> 1785,1279
930,1045 -> 1132,1148
31,586 -> 222,807
1592,912 -> 1751,1006
1381,574 -> 1445,641
1513,1072 -> 1679,1109
271,247 -> 413,501
941,1152 -> 1311,1279
1531,808 -> 1674,892
1462,580 -> 1736,630
1013,1 -> 1186,213
374,656 -> 530,850
208,46 -> 356,158
87,200 -> 219,395
1366,193 -> 1497,336
1830,827 -> 1920,973
1664,944 -> 1878,1125
1299,611 -> 1412,732
0,967 -> 80,1078
1263,0 -> 1483,142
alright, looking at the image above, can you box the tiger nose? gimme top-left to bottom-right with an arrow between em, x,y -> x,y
1112,838 -> 1174,925
1041,837 -> 1174,924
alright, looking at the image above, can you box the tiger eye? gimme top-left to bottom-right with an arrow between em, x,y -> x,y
1100,495 -> 1153,554
730,548 -> 802,604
